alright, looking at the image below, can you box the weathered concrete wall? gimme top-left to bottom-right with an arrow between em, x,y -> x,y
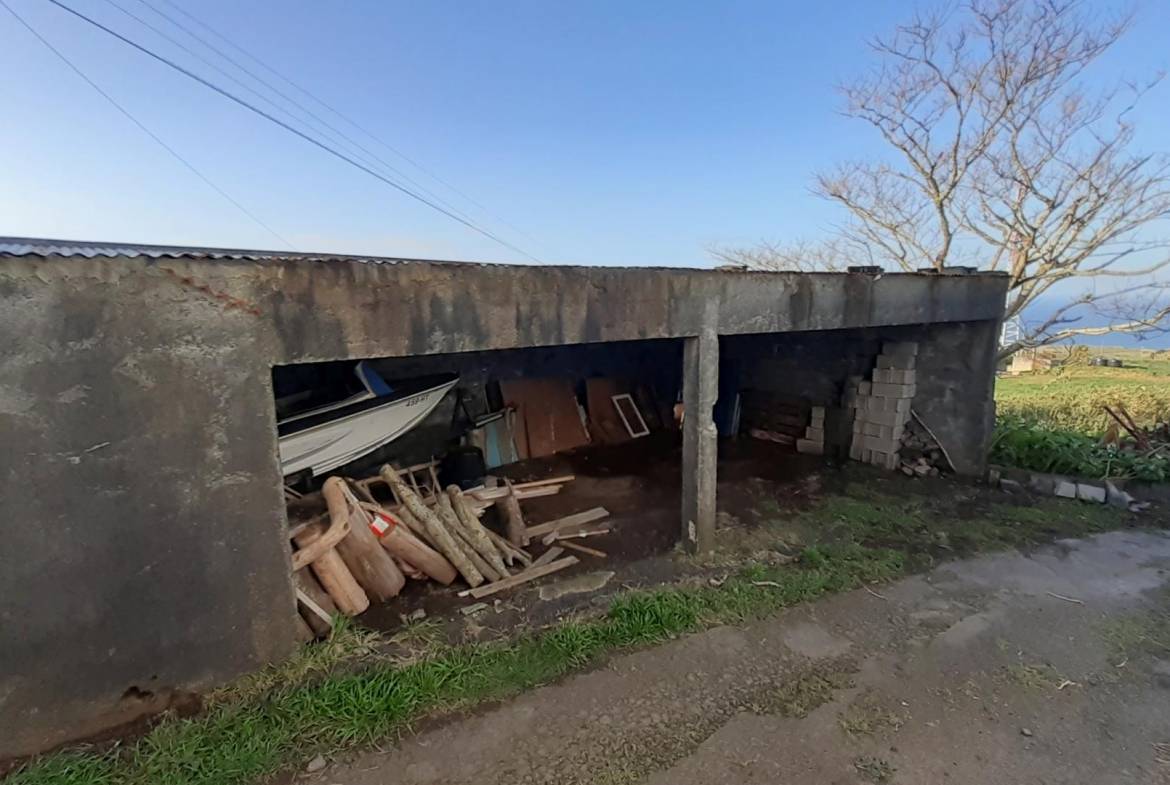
0,255 -> 1006,757
725,320 -> 1002,474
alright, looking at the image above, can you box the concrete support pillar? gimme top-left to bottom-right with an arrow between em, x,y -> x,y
682,327 -> 719,553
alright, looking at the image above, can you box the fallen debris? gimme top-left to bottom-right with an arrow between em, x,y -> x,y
526,507 -> 610,539
558,540 -> 607,559
460,556 -> 580,600
539,570 -> 615,601
1045,591 -> 1084,605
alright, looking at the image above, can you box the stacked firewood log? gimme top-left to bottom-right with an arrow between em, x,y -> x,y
288,464 -> 605,638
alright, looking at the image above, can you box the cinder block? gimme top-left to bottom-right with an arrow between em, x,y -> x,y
861,448 -> 873,463
863,434 -> 899,453
849,441 -> 862,461
1053,479 -> 1077,498
875,424 -> 904,440
862,422 -> 882,437
868,450 -> 899,470
796,439 -> 824,455
876,353 -> 916,370
1076,483 -> 1106,503
885,369 -> 916,385
870,382 -> 916,399
864,408 -> 910,427
883,341 -> 919,357
852,418 -> 864,433
859,381 -> 872,395
810,406 -> 825,419
873,368 -> 916,384
804,426 -> 825,442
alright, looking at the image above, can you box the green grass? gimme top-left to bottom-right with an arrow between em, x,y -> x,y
6,485 -> 1131,785
996,347 -> 1170,435
990,416 -> 1170,481
7,544 -> 903,785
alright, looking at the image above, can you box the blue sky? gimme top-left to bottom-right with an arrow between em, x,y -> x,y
2,0 -> 1168,274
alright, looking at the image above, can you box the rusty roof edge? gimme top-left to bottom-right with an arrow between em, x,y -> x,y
0,236 -> 1010,277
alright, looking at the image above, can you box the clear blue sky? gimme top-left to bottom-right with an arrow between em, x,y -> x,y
2,0 -> 1168,269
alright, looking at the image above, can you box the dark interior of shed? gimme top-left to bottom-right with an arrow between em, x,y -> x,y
272,325 -> 949,638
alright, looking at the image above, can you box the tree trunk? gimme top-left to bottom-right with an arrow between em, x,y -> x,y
373,510 -> 458,585
293,521 -> 368,616
381,465 -> 484,587
500,479 -> 526,546
447,485 -> 510,576
324,477 -> 405,601
294,569 -> 337,637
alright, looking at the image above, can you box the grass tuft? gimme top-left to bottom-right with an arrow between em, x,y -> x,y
5,482 -> 1137,785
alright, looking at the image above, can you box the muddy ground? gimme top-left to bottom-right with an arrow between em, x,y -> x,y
308,528 -> 1170,785
357,433 -> 832,636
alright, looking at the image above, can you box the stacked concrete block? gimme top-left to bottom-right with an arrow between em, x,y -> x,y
796,405 -> 826,455
848,342 -> 918,469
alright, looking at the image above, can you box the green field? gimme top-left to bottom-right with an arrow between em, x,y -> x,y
992,346 -> 1170,480
996,347 -> 1170,434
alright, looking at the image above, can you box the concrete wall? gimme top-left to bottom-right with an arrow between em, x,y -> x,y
724,321 -> 1001,474
0,254 -> 1006,757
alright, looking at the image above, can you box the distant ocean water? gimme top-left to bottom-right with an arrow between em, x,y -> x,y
1019,299 -> 1170,349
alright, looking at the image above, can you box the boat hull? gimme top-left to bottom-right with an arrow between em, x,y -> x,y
278,377 -> 457,477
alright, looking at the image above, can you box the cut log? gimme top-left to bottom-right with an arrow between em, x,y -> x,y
460,556 -> 580,600
500,479 -> 526,546
382,464 -> 484,587
526,507 -> 610,539
293,522 -> 369,616
447,486 -> 510,578
294,570 -> 337,636
325,478 -> 405,601
436,492 -> 498,581
484,526 -> 532,567
290,509 -> 349,572
369,508 -> 458,585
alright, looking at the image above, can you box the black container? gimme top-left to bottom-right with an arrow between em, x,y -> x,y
440,446 -> 487,490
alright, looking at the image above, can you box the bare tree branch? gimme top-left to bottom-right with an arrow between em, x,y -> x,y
715,0 -> 1170,360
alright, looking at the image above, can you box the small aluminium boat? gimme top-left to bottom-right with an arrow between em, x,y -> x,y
277,362 -> 458,478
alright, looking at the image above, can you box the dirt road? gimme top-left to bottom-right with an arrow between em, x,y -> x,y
317,529 -> 1170,784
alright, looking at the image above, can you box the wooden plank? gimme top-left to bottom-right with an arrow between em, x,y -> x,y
542,526 -> 611,546
459,556 -> 580,600
530,546 -> 564,569
513,474 -> 575,490
526,507 -> 610,538
558,540 -> 606,558
515,485 -> 562,500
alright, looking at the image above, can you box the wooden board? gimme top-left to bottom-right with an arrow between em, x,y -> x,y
585,378 -> 631,445
499,378 -> 590,458
526,507 -> 610,538
460,556 -> 580,600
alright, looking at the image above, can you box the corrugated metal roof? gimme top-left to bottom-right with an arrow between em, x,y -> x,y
0,236 -> 473,266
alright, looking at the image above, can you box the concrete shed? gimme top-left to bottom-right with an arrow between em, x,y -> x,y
0,238 -> 1008,758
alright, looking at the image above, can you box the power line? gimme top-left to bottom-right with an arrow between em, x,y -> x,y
100,0 -> 404,185
148,0 -> 547,250
44,0 -> 542,262
127,0 -> 499,237
0,0 -> 294,249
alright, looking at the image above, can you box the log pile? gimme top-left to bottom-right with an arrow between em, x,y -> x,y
288,468 -> 608,637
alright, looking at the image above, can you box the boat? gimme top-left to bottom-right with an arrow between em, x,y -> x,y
277,362 -> 458,478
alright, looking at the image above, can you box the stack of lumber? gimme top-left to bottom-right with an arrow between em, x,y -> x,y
741,390 -> 809,446
288,469 -> 609,637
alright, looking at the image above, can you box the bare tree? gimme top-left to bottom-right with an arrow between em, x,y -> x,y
714,0 -> 1170,359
